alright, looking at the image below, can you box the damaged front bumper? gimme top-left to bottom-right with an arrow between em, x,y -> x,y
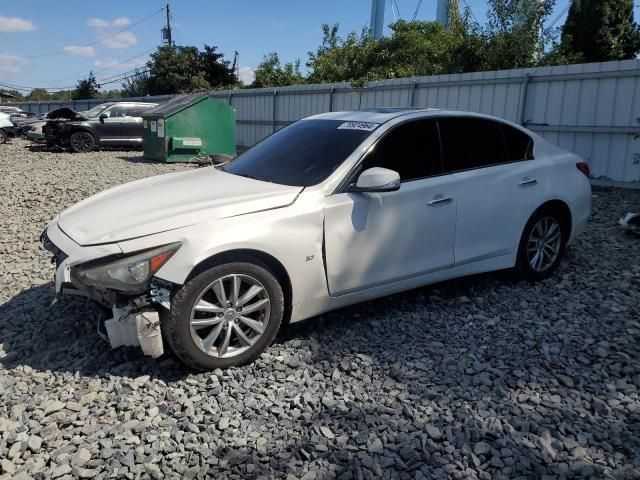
41,222 -> 173,358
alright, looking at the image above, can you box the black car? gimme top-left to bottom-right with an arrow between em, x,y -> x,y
43,102 -> 158,153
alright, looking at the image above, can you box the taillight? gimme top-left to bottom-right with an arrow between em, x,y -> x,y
576,162 -> 590,178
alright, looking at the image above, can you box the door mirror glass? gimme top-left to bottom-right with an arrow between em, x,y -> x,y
99,114 -> 107,123
350,167 -> 400,193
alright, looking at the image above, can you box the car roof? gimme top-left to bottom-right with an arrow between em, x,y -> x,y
307,109 -> 434,123
307,108 -> 528,128
95,102 -> 158,107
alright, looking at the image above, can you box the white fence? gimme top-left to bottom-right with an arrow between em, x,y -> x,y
5,59 -> 640,182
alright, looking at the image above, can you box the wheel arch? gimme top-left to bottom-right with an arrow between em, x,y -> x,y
69,126 -> 99,144
184,248 -> 293,325
530,199 -> 573,239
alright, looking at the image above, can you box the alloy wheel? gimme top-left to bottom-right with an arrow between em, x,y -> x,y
527,217 -> 562,272
71,133 -> 93,152
189,274 -> 271,358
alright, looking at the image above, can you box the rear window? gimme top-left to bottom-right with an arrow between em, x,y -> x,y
439,117 -> 507,173
502,124 -> 534,161
224,119 -> 376,187
127,105 -> 155,117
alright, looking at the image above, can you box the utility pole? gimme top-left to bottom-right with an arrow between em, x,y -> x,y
164,4 -> 173,46
370,0 -> 385,39
436,0 -> 449,29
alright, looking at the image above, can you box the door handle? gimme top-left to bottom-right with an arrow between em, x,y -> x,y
518,177 -> 538,187
428,195 -> 453,206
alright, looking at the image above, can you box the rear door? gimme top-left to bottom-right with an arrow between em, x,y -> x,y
324,118 -> 457,295
123,105 -> 154,143
94,105 -> 127,142
438,116 -> 540,265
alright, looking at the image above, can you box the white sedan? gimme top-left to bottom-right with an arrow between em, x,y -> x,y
42,109 -> 591,370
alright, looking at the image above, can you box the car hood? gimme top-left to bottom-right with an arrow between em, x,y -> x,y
58,167 -> 303,246
46,107 -> 89,121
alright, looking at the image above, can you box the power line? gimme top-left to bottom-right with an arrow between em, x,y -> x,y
0,66 -> 150,93
544,3 -> 571,32
412,0 -> 423,21
97,66 -> 149,84
460,0 -> 479,24
34,46 -> 157,85
393,0 -> 402,19
0,47 -> 156,92
24,8 -> 164,58
99,70 -> 150,86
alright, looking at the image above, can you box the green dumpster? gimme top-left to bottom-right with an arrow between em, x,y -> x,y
142,93 -> 235,163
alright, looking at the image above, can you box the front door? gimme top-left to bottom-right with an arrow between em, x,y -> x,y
323,118 -> 456,296
94,105 -> 127,142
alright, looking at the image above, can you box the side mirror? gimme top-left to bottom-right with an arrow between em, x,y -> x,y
99,114 -> 107,123
349,167 -> 401,193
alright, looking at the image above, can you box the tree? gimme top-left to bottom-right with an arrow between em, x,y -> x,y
560,0 -> 640,62
27,88 -> 50,101
143,45 -> 236,95
306,20 -> 478,85
480,0 -> 556,69
200,45 -> 237,87
252,53 -> 305,88
73,72 -> 99,100
121,69 -> 150,97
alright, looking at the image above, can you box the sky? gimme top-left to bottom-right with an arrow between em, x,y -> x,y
1,0 -> 639,93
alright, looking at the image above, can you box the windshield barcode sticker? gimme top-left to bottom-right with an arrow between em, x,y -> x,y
337,121 -> 380,131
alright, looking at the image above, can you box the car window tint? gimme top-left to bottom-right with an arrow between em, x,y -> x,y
105,106 -> 127,118
439,117 -> 508,173
128,106 -> 153,117
502,124 -> 534,161
225,119 -> 375,187
361,119 -> 442,181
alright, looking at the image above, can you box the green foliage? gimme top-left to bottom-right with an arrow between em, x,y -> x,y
143,45 -> 236,95
301,0 -> 558,87
0,89 -> 23,100
481,0 -> 555,69
560,0 -> 640,62
27,88 -> 52,101
121,69 -> 151,97
252,53 -> 305,88
73,72 -> 99,100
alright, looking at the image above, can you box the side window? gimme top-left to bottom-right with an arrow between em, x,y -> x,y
502,124 -> 534,161
104,106 -> 126,118
439,117 -> 507,173
361,119 -> 442,181
128,106 -> 151,117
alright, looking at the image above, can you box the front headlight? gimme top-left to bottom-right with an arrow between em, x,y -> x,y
75,242 -> 181,293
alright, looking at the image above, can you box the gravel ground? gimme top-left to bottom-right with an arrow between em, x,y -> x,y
1,138 -> 640,479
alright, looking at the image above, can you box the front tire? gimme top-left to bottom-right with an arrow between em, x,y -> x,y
0,129 -> 7,144
69,131 -> 96,153
515,207 -> 568,281
164,262 -> 284,370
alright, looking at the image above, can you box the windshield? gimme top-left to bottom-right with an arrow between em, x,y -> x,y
224,119 -> 378,187
84,104 -> 110,118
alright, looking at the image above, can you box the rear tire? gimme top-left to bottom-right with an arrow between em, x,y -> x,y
0,130 -> 7,144
163,262 -> 284,370
515,206 -> 568,281
69,131 -> 96,153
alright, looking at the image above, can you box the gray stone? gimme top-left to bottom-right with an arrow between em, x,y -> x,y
474,442 -> 492,456
0,460 -> 16,475
425,425 -> 442,440
72,448 -> 92,468
51,464 -> 72,478
27,435 -> 42,453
